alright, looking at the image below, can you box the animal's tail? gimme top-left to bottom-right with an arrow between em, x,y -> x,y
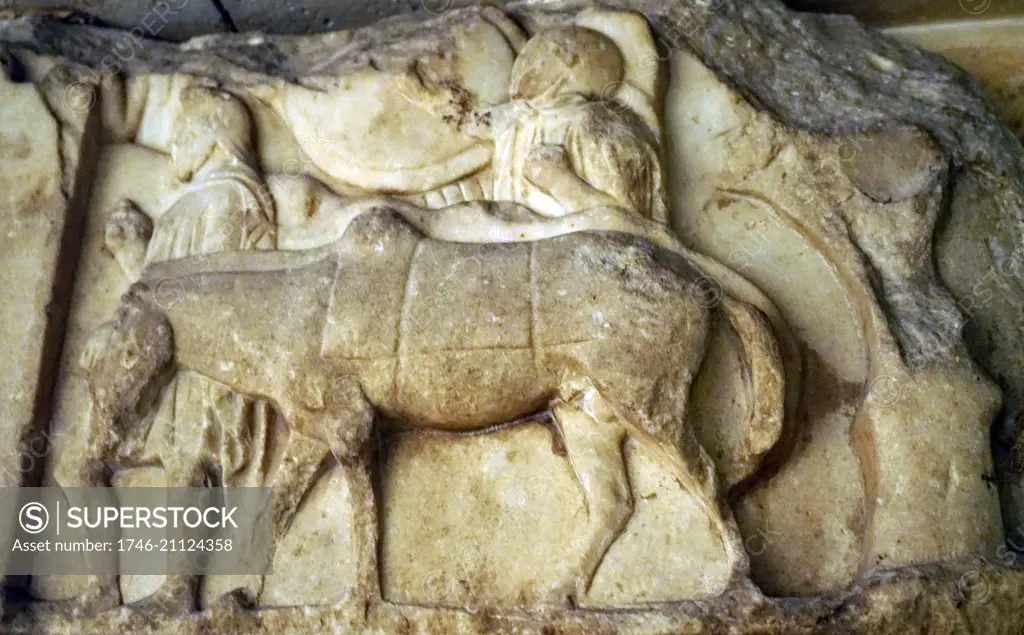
716,297 -> 787,489
654,232 -> 800,495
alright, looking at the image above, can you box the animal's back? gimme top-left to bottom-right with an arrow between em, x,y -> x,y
325,211 -> 705,431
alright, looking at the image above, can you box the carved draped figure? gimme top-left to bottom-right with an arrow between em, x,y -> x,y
142,162 -> 278,487
415,93 -> 668,223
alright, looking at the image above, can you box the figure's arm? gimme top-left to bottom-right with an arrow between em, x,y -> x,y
271,174 -> 415,251
99,74 -> 150,144
270,174 -> 358,251
104,199 -> 153,280
523,145 -> 622,214
274,174 -> 670,250
386,200 -> 680,248
272,170 -> 559,249
392,68 -> 514,141
272,169 -> 546,250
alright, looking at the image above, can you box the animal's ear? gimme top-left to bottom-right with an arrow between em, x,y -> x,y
81,292 -> 176,424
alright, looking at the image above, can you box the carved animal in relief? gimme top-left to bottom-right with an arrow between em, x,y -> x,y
79,209 -> 783,604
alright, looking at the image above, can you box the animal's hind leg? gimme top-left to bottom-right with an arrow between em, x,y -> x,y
549,380 -> 634,607
553,376 -> 748,605
672,407 -> 749,580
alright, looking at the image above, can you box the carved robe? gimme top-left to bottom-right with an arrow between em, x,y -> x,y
418,93 -> 668,223
144,163 -> 278,487
145,166 -> 276,261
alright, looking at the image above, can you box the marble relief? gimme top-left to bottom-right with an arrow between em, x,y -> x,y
1,2 -> 1024,633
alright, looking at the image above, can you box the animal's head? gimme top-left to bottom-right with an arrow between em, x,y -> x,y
79,285 -> 175,455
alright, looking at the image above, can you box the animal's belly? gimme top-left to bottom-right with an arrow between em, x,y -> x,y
336,239 -> 552,428
379,349 -> 551,430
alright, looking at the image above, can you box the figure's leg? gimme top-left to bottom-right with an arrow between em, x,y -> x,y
56,297 -> 176,616
50,439 -> 124,616
124,449 -> 211,617
549,379 -> 634,607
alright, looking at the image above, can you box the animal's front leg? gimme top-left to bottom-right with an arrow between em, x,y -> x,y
339,450 -> 380,603
550,380 -> 634,607
247,433 -> 332,604
266,433 -> 332,544
123,459 -> 210,618
284,376 -> 381,602
59,293 -> 176,617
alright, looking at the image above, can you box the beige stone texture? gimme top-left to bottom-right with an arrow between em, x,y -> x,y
381,425 -> 733,607
0,64 -> 63,488
1,3 -> 1024,634
667,49 -> 1004,595
0,54 -> 97,586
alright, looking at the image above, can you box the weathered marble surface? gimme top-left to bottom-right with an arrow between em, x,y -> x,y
1,2 -> 1024,634
887,20 -> 1024,145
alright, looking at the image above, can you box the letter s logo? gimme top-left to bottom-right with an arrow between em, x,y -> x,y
19,503 -> 49,534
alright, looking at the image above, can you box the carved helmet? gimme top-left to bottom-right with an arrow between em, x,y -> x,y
509,27 -> 625,101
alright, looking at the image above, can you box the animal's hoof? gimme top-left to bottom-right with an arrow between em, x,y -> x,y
51,579 -> 121,618
126,581 -> 196,619
214,586 -> 260,610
